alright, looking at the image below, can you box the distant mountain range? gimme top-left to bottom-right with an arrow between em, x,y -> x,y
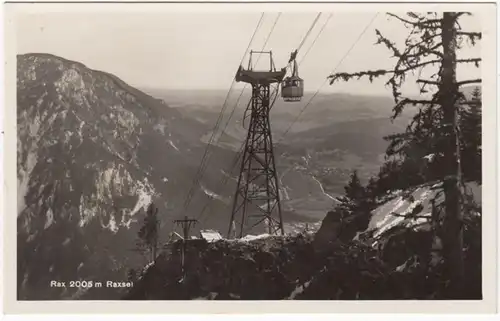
17,53 -> 411,300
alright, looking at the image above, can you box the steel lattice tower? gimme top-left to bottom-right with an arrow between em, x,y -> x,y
228,51 -> 287,238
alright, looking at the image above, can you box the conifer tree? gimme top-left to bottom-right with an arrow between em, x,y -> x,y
459,87 -> 482,183
137,202 -> 160,263
328,12 -> 481,298
344,170 -> 365,203
336,170 -> 373,233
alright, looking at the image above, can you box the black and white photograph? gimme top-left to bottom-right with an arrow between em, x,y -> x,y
2,0 -> 497,313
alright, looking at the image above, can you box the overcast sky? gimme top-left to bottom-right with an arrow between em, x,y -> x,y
15,8 -> 482,96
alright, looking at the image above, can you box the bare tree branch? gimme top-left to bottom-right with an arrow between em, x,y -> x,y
457,58 -> 481,68
386,13 -> 420,26
457,79 -> 482,86
417,79 -> 440,85
457,58 -> 481,63
387,13 -> 442,29
457,31 -> 481,39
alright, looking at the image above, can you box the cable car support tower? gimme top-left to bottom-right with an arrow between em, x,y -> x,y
227,51 -> 288,238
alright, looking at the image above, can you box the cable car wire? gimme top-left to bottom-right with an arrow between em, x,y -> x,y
277,12 -> 379,143
197,142 -> 245,223
296,13 -> 322,54
298,13 -> 333,66
182,13 -> 265,212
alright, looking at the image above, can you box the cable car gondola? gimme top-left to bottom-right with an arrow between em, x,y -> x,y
281,51 -> 304,102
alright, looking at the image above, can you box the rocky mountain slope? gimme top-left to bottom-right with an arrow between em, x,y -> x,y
17,53 -> 241,299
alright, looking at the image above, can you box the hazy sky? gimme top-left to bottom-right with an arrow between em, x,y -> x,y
15,8 -> 482,96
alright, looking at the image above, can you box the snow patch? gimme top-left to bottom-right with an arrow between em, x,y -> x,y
372,196 -> 406,230
153,123 -> 166,135
201,185 -> 226,203
238,233 -> 271,242
78,195 -> 95,227
78,121 -> 85,142
288,280 -> 312,299
104,215 -> 119,233
129,181 -> 153,217
17,150 -> 38,216
372,187 -> 435,238
168,140 -> 180,151
423,153 -> 435,162
200,230 -> 223,242
44,208 -> 54,229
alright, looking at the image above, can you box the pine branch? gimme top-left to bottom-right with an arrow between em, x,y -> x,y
329,60 -> 440,84
417,79 -> 440,85
392,97 -> 438,120
457,31 -> 482,46
413,43 -> 443,58
375,29 -> 402,58
403,98 -> 437,105
400,59 -> 442,72
329,69 -> 390,84
409,33 -> 442,47
457,58 -> 481,67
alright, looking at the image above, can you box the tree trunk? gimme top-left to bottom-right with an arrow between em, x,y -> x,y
440,12 -> 465,298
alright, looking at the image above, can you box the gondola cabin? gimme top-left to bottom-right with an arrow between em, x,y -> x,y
281,76 -> 304,102
281,57 -> 304,102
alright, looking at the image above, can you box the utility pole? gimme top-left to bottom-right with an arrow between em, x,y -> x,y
173,216 -> 198,281
228,50 -> 287,238
440,12 -> 464,298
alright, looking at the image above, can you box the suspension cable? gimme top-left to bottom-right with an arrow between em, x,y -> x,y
296,13 -> 322,53
298,13 -> 334,66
